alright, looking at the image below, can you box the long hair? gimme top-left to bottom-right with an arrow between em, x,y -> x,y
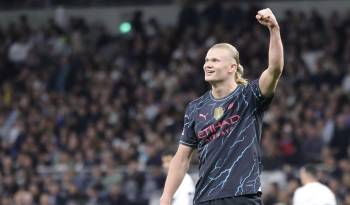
211,43 -> 248,85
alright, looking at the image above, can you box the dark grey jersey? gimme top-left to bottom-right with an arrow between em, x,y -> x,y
179,79 -> 273,203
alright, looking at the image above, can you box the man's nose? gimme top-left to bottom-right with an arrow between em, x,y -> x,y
204,62 -> 212,69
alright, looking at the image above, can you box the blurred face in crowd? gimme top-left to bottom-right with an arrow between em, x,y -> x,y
162,155 -> 173,173
14,191 -> 33,205
203,47 -> 237,84
39,194 -> 50,205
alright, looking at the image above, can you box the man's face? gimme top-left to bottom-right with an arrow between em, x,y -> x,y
203,48 -> 237,83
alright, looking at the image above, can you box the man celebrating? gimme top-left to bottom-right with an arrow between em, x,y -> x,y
161,8 -> 283,205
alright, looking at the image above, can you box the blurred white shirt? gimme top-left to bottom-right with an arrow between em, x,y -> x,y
293,182 -> 336,205
173,173 -> 195,205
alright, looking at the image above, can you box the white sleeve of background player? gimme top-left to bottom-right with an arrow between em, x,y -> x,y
172,174 -> 195,205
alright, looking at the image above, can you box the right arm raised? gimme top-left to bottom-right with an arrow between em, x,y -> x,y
160,144 -> 195,205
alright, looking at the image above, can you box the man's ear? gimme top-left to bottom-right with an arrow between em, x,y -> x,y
228,63 -> 237,73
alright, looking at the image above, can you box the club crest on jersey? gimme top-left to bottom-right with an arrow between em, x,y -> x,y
214,106 -> 224,120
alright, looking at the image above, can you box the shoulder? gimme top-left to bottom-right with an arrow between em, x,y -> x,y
243,79 -> 259,90
293,185 -> 309,199
303,182 -> 334,195
187,91 -> 211,108
293,186 -> 307,205
312,183 -> 337,203
294,187 -> 304,196
293,186 -> 311,205
316,183 -> 335,195
239,79 -> 258,94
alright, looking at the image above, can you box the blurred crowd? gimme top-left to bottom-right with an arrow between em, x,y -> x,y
0,0 -> 172,9
0,1 -> 349,205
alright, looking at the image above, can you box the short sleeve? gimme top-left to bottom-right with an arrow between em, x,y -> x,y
248,79 -> 274,112
179,103 -> 198,148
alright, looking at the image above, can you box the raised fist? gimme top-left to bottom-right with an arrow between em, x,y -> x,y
256,8 -> 279,30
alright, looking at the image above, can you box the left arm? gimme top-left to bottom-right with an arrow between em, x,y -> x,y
256,8 -> 284,97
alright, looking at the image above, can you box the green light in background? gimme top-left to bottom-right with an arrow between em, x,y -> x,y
119,22 -> 132,34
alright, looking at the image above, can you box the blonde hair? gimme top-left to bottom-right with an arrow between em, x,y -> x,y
211,43 -> 248,85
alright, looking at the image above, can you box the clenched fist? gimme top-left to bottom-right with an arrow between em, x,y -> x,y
256,8 -> 279,30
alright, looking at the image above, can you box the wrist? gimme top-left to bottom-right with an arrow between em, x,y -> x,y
269,25 -> 280,32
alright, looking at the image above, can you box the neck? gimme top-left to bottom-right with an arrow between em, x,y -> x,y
211,80 -> 238,99
302,178 -> 318,185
